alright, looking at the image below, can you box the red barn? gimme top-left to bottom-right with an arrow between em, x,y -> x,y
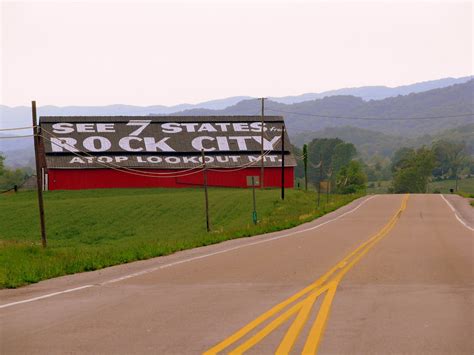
39,116 -> 296,190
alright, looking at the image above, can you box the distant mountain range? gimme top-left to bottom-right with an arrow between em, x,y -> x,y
1,76 -> 473,167
269,76 -> 472,104
0,97 -> 253,131
170,80 -> 474,137
1,75 -> 471,130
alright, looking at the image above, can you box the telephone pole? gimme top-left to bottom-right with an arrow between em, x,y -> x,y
281,124 -> 285,200
327,167 -> 332,204
317,152 -> 323,208
303,144 -> 308,191
259,97 -> 266,189
201,149 -> 210,232
32,101 -> 47,248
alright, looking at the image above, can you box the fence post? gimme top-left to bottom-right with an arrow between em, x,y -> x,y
252,176 -> 257,224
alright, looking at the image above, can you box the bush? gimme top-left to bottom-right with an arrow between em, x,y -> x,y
336,161 -> 367,194
338,184 -> 364,194
392,148 -> 435,193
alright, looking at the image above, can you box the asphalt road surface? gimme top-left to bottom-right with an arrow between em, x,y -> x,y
1,194 -> 473,354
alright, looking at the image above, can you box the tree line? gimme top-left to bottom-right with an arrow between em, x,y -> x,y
0,154 -> 32,191
293,138 -> 472,194
293,138 -> 367,194
390,140 -> 471,193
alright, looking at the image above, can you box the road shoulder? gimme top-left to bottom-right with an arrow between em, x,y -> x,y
442,194 -> 474,230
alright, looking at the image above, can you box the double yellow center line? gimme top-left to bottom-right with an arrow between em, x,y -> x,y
204,194 -> 409,355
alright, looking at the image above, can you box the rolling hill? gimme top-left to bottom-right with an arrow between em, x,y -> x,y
1,76 -> 471,130
1,78 -> 472,167
270,75 -> 472,104
173,80 -> 473,137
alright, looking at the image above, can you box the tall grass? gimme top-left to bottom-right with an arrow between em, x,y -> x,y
0,188 -> 362,288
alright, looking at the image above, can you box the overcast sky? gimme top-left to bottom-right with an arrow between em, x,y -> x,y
1,0 -> 472,107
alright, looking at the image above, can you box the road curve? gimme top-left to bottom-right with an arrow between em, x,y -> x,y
1,194 -> 472,354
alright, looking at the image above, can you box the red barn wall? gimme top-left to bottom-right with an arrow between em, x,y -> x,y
47,167 -> 294,190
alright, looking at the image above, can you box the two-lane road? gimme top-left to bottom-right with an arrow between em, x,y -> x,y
1,194 -> 472,354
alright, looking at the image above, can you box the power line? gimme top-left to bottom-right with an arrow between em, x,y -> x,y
294,154 -> 306,161
41,126 -> 285,177
266,108 -> 474,121
207,133 -> 283,173
207,146 -> 280,173
0,126 -> 35,131
259,97 -> 267,189
39,132 -> 282,179
0,134 -> 35,139
39,134 -> 207,179
40,127 -> 205,176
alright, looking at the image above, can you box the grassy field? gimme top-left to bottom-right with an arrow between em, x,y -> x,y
366,181 -> 392,194
366,177 -> 474,195
427,177 -> 474,194
0,188 -> 362,288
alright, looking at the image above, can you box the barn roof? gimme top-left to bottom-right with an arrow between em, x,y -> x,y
40,115 -> 285,123
39,116 -> 296,169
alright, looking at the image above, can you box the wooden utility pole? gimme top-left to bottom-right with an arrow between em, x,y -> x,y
317,153 -> 323,208
303,144 -> 308,191
327,167 -> 332,204
32,101 -> 47,248
281,124 -> 285,200
201,149 -> 210,232
259,98 -> 266,189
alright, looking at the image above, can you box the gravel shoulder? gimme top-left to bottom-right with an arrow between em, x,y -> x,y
442,194 -> 474,229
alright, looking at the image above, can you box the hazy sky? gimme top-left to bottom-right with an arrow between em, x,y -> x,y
1,0 -> 472,107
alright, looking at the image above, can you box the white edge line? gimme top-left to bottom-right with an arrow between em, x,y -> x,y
1,195 -> 377,310
440,194 -> 474,232
101,195 -> 377,285
0,285 -> 93,309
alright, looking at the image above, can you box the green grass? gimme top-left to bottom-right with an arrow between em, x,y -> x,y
455,190 -> 474,207
427,177 -> 474,194
366,177 -> 474,195
0,188 -> 362,288
456,191 -> 474,198
366,181 -> 392,194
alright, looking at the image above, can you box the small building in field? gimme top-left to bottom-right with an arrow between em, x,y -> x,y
39,116 -> 296,190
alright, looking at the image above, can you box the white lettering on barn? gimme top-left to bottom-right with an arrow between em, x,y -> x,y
83,136 -> 111,152
64,155 -> 269,167
51,137 -> 79,152
44,119 -> 288,169
143,137 -> 175,152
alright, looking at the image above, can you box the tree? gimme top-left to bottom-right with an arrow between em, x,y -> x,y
0,153 -> 31,190
392,147 -> 435,193
290,144 -> 304,179
332,143 -> 357,173
0,153 -> 4,176
391,147 -> 415,173
364,154 -> 391,182
336,160 -> 367,194
307,138 -> 357,186
432,140 -> 468,191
